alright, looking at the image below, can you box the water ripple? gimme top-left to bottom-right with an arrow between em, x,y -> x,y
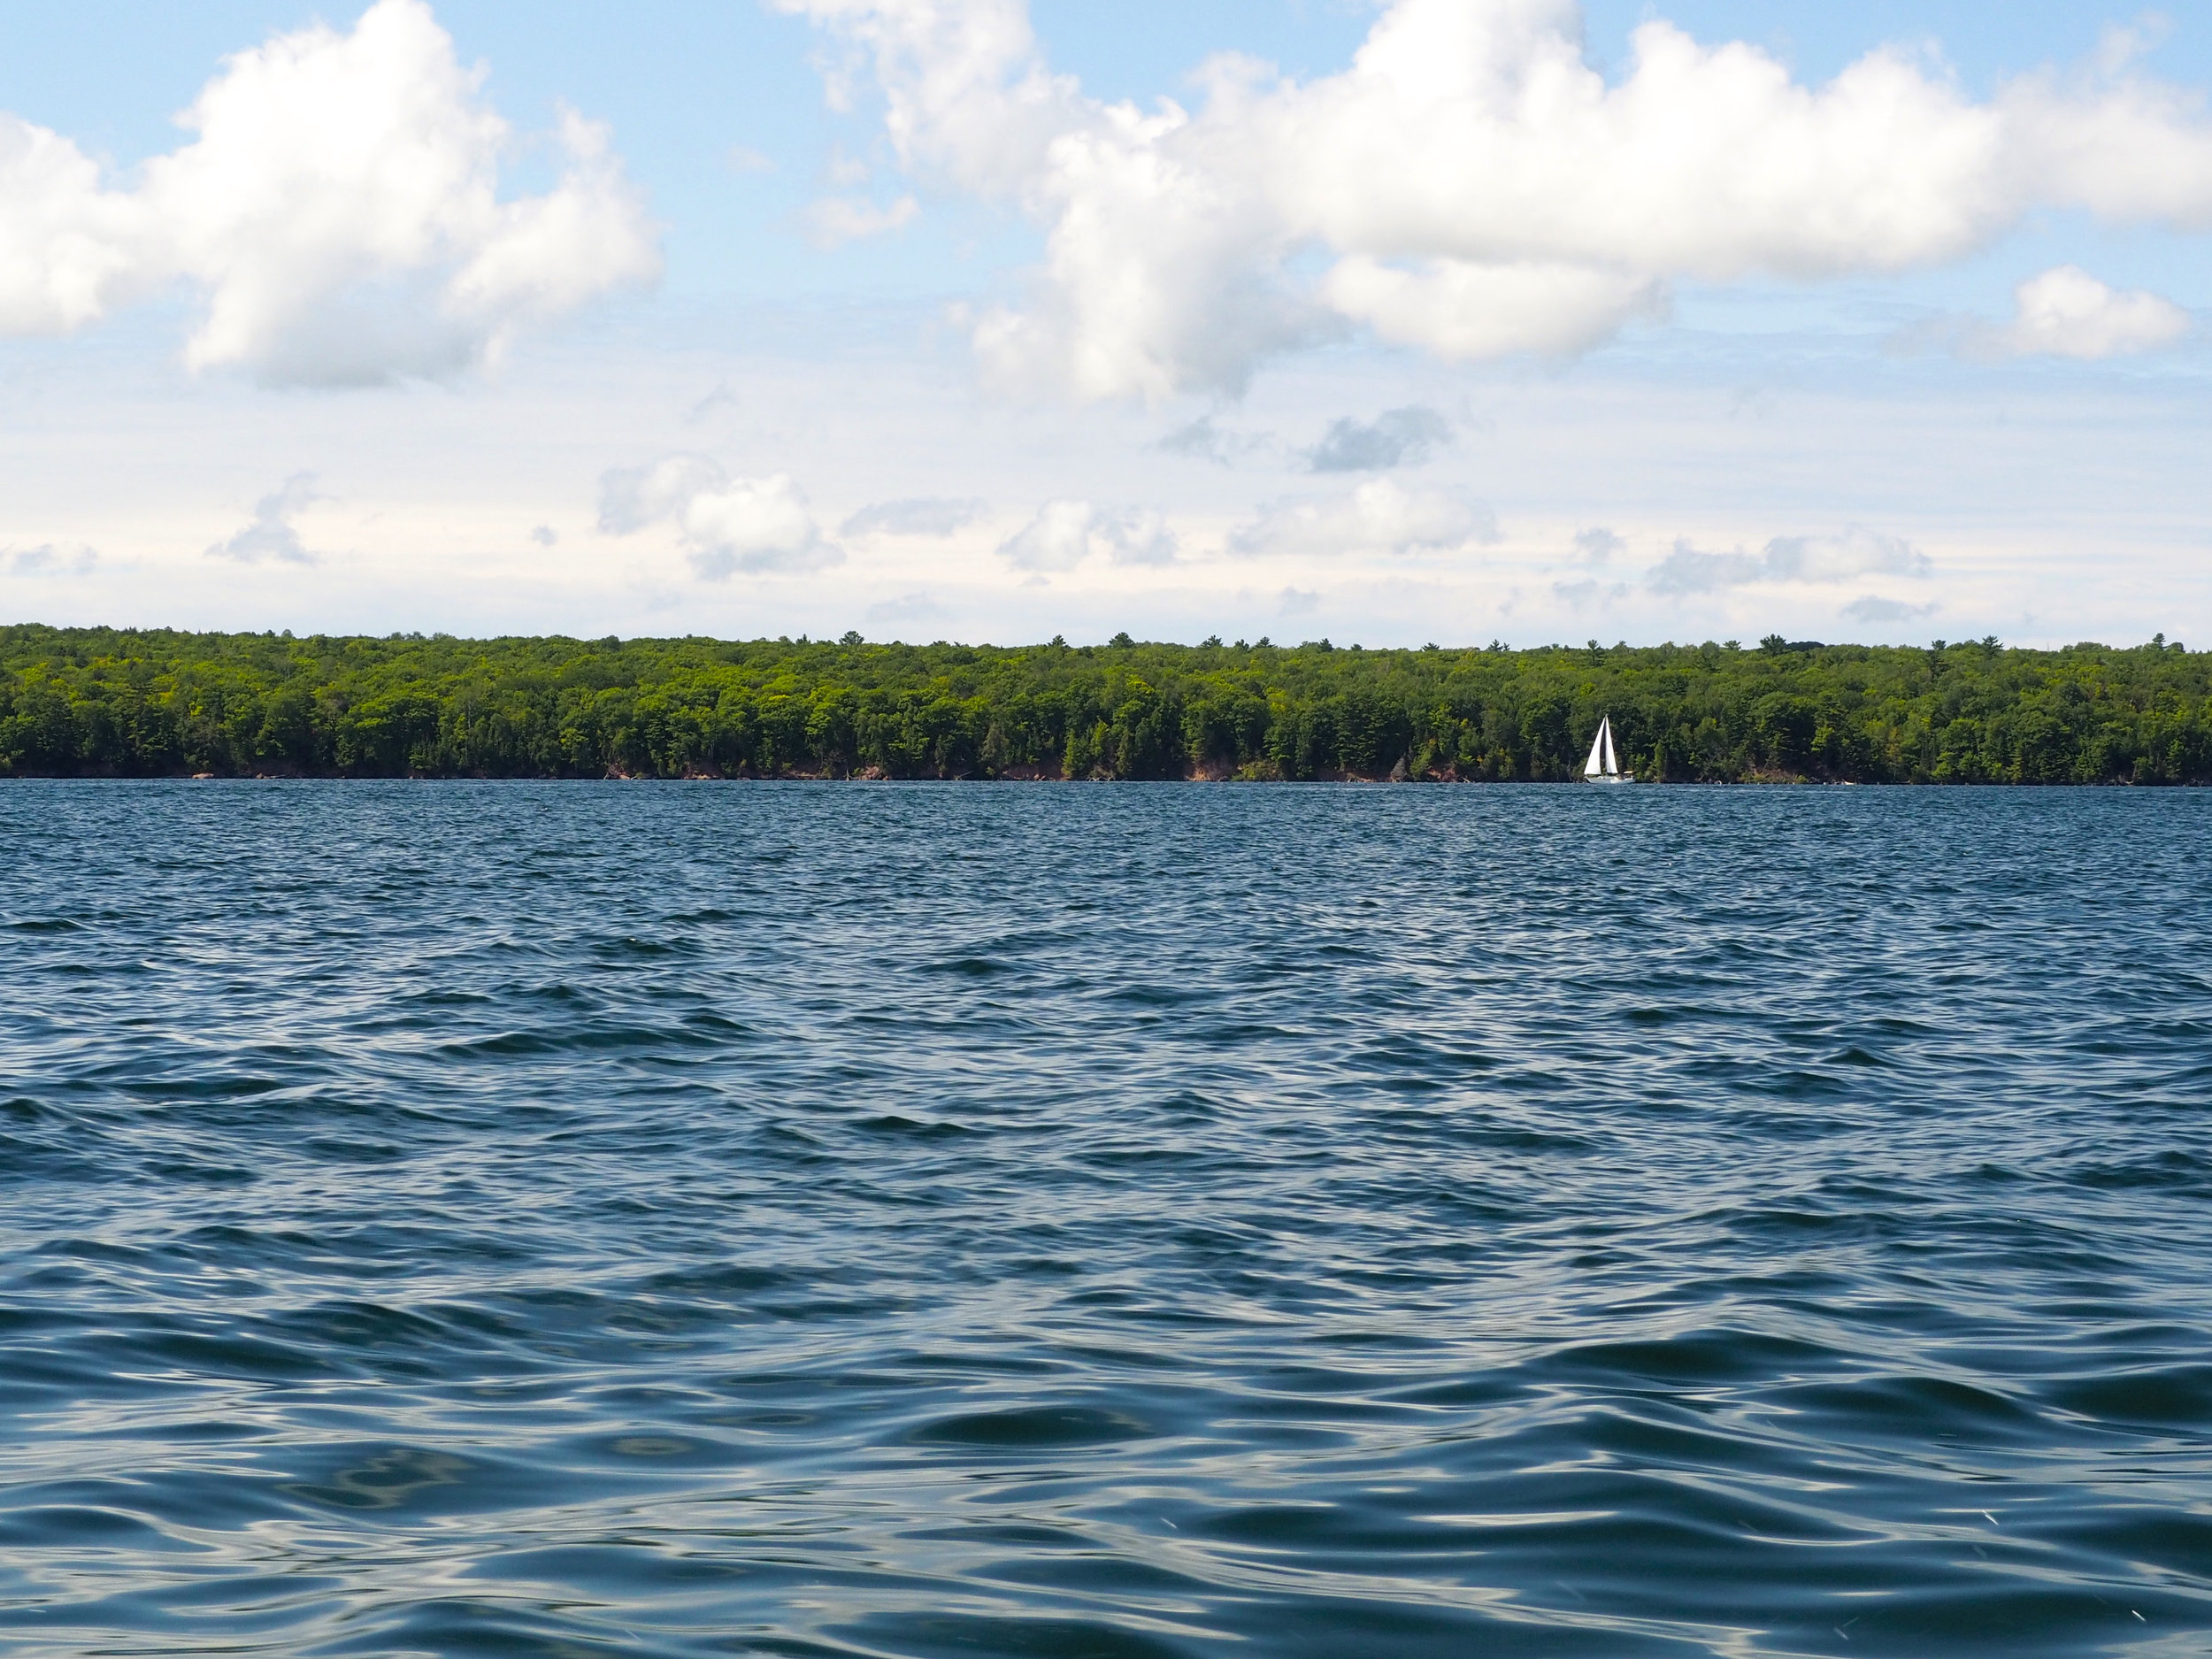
2,781 -> 2208,1655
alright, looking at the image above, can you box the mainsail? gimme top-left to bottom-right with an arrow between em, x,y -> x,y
1583,716 -> 1618,780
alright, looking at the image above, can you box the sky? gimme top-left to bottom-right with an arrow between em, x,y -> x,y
2,0 -> 2209,648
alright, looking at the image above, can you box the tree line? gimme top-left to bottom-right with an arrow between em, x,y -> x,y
1,624 -> 2206,784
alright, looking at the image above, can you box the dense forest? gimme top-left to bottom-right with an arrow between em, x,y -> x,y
1,624 -> 2206,784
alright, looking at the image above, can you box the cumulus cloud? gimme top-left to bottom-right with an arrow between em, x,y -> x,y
1647,526 -> 1930,595
1322,258 -> 1663,361
998,500 -> 1178,570
1229,479 -> 1499,558
4,543 -> 99,578
782,0 -> 2212,397
0,0 -> 658,383
841,496 -> 986,536
1996,265 -> 2192,359
0,118 -> 145,335
599,457 -> 840,577
206,474 -> 325,565
1306,405 -> 1452,472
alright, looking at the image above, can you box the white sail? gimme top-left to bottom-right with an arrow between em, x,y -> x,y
1583,716 -> 1629,780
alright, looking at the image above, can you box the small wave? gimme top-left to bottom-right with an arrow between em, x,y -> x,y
908,1405 -> 1153,1448
1,781 -> 2208,1656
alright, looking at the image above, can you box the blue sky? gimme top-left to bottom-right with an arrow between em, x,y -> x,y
2,0 -> 2208,646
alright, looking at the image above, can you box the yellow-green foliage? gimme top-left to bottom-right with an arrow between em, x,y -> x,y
2,625 -> 2206,783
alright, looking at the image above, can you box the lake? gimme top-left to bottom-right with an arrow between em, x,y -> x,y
3,780 -> 2208,1655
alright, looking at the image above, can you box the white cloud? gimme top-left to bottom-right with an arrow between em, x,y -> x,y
1229,479 -> 1499,558
778,0 -> 1080,196
1765,528 -> 1932,583
802,193 -> 920,248
1996,265 -> 2192,359
783,0 -> 2212,397
841,496 -> 986,535
997,499 -> 1178,569
1321,258 -> 1662,362
206,474 -> 326,565
1647,526 -> 1930,595
0,117 -> 150,334
598,457 -> 839,577
1306,404 -> 1452,472
997,500 -> 1089,570
0,0 -> 659,383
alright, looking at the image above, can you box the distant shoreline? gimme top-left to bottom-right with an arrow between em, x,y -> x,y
11,770 -> 2193,787
5,625 -> 2206,786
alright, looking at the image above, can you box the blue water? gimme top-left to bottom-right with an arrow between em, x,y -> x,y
3,782 -> 2209,1657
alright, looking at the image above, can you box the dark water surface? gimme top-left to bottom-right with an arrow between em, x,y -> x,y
4,782 -> 2209,1657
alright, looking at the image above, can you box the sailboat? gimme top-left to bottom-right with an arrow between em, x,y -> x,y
1581,715 -> 1632,784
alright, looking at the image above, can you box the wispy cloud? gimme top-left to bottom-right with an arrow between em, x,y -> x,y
1554,577 -> 1629,608
1306,406 -> 1453,473
1231,480 -> 1498,558
1648,527 -> 1930,595
685,380 -> 739,423
206,474 -> 324,565
999,501 -> 1177,571
1156,415 -> 1271,467
841,497 -> 986,537
1842,595 -> 1939,624
1573,527 -> 1625,565
864,590 -> 944,625
801,193 -> 919,249
4,543 -> 99,578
